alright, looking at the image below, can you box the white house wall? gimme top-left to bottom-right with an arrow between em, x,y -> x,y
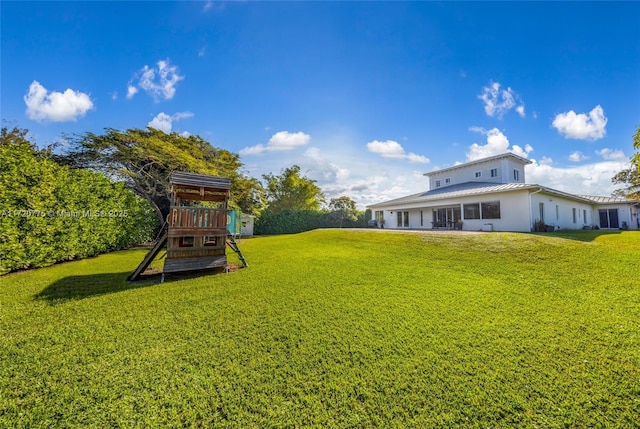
430,159 -> 504,188
377,190 -> 533,232
530,192 -> 595,230
592,204 -> 639,230
375,191 -> 639,232
429,158 -> 527,190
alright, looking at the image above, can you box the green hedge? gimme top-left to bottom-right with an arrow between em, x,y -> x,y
0,130 -> 157,275
255,209 -> 367,235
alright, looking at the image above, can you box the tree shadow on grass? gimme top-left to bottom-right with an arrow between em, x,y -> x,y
34,271 -> 161,304
534,230 -> 623,242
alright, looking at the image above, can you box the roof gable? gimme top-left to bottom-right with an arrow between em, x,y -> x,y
424,152 -> 532,177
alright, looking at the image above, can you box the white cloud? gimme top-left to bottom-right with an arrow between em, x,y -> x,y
128,60 -> 184,102
467,127 -> 533,161
240,131 -> 311,155
239,144 -> 268,156
568,151 -> 588,162
126,85 -> 139,99
406,152 -> 430,163
269,131 -> 311,150
552,105 -> 607,140
367,140 -> 404,158
478,81 -> 525,118
202,1 -> 225,12
147,111 -> 194,133
366,140 -> 429,164
596,148 -> 626,161
24,81 -> 94,122
241,133 -> 433,210
526,157 -> 630,196
303,147 -> 351,182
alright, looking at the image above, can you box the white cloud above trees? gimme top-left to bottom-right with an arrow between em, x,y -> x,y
24,81 -> 94,122
127,60 -> 184,102
552,105 -> 607,140
525,157 -> 629,197
240,131 -> 311,155
147,111 -> 193,133
596,148 -> 626,161
366,140 -> 429,163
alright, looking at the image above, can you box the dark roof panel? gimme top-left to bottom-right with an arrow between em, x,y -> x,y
170,171 -> 231,190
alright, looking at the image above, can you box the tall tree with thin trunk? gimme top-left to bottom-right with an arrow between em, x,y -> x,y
57,128 -> 265,225
612,126 -> 640,199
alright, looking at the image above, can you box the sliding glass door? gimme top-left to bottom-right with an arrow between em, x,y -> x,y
598,209 -> 619,229
432,207 -> 461,228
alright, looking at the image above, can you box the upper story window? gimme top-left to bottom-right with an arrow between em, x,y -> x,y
445,178 -> 451,184
490,168 -> 498,178
474,171 -> 482,178
514,169 -> 520,181
435,180 -> 441,188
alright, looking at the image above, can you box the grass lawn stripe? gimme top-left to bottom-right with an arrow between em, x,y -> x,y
1,230 -> 639,427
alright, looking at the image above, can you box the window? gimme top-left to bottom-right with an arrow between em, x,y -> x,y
572,208 -> 577,223
179,236 -> 194,247
475,171 -> 482,178
555,205 -> 559,220
583,210 -> 587,224
481,201 -> 501,219
435,180 -> 441,188
420,210 -> 423,227
375,210 -> 384,222
445,178 -> 451,184
490,168 -> 498,178
204,236 -> 218,247
463,203 -> 480,219
397,211 -> 409,228
539,202 -> 545,222
514,169 -> 520,181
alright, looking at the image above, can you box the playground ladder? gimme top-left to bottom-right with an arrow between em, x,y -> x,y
226,234 -> 248,267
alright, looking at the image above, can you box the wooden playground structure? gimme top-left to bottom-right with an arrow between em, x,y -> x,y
128,171 -> 246,282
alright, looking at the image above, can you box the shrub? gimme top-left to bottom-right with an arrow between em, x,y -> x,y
255,209 -> 367,235
0,127 -> 157,275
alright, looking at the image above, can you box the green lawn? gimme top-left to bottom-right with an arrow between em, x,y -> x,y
1,229 -> 639,427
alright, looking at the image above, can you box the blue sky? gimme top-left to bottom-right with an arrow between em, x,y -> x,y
2,1 -> 639,208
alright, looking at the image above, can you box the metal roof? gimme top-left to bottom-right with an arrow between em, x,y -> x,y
368,182 -> 537,208
578,195 -> 640,204
368,181 -> 640,209
170,171 -> 231,190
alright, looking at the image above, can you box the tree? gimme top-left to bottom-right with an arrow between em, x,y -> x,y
57,128 -> 265,225
612,126 -> 640,199
329,196 -> 359,228
262,165 -> 325,212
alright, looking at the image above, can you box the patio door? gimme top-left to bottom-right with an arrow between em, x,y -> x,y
599,209 -> 619,229
433,207 -> 461,228
396,211 -> 409,228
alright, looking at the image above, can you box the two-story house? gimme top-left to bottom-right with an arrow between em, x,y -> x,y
367,152 -> 640,232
